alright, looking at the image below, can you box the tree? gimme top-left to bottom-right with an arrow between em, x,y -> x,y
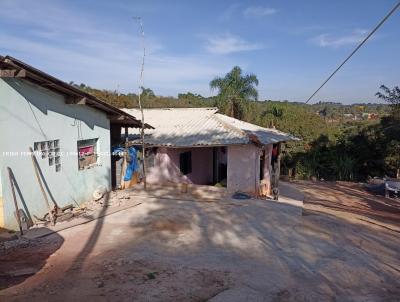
376,85 -> 400,118
210,66 -> 258,119
376,85 -> 400,178
140,87 -> 155,98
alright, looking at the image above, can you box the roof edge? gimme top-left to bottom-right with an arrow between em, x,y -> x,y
1,55 -> 153,129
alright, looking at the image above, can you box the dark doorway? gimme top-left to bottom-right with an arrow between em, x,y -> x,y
212,147 -> 227,186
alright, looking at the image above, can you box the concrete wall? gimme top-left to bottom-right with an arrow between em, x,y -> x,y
227,145 -> 260,194
262,144 -> 273,195
147,147 -> 213,185
146,145 -> 266,195
0,78 -> 111,230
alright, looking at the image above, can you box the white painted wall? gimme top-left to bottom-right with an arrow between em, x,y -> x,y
227,145 -> 260,195
0,79 -> 111,230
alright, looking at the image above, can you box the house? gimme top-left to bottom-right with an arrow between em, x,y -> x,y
0,56 -> 150,230
122,108 -> 297,197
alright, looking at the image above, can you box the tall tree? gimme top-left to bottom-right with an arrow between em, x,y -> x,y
376,85 -> 400,178
140,86 -> 155,98
376,85 -> 400,118
210,66 -> 259,119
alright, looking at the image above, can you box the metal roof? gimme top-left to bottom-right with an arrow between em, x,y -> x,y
122,108 -> 298,147
0,55 -> 152,129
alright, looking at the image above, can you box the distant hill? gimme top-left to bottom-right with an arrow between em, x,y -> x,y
72,82 -> 397,180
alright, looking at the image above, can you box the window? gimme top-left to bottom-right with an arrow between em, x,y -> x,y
34,139 -> 61,172
179,151 -> 192,175
77,138 -> 99,170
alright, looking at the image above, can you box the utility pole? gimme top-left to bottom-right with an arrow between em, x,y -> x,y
134,17 -> 147,190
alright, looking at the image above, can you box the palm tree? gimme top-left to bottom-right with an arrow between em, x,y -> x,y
210,66 -> 259,119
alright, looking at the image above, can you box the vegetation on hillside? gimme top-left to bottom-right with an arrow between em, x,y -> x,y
69,68 -> 398,181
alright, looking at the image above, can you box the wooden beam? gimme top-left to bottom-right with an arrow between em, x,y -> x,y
16,69 -> 27,77
108,114 -> 126,121
0,69 -> 27,78
0,69 -> 17,77
65,96 -> 87,105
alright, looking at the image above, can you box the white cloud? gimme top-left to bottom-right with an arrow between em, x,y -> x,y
0,0 -> 238,96
243,6 -> 278,18
312,29 -> 368,48
205,34 -> 263,54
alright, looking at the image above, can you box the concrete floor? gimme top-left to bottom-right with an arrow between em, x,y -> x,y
0,182 -> 399,301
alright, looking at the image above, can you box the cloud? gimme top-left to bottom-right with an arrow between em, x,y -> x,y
205,34 -> 263,54
312,29 -> 368,48
243,6 -> 278,18
0,0 -> 238,96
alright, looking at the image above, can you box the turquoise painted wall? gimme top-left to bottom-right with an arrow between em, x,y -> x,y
0,78 -> 111,230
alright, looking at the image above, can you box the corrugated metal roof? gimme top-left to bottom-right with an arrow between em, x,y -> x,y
122,108 -> 298,147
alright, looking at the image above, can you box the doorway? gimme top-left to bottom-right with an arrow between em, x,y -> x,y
212,147 -> 227,186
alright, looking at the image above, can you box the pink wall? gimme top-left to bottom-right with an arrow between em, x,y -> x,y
227,145 -> 260,194
147,144 -> 272,196
147,147 -> 213,185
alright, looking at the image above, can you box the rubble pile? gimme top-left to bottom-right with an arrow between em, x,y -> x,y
82,190 -> 132,211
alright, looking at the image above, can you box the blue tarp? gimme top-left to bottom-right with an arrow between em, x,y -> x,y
112,147 -> 138,181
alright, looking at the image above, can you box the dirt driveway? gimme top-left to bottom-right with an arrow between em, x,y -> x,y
1,182 -> 399,301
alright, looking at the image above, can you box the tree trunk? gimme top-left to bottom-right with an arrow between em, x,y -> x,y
397,168 -> 400,179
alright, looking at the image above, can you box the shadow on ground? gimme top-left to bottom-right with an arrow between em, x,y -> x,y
0,229 -> 64,289
1,182 -> 399,301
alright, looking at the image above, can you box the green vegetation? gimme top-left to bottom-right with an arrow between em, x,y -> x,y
210,66 -> 258,119
70,69 -> 398,181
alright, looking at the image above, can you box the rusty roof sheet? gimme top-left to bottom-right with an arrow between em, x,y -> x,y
122,108 -> 298,147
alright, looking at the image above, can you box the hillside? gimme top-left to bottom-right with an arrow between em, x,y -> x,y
72,83 -> 397,181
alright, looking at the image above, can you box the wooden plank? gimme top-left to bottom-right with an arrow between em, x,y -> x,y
7,167 -> 23,235
0,69 -> 17,77
29,147 -> 55,225
16,69 -> 27,77
0,69 -> 27,78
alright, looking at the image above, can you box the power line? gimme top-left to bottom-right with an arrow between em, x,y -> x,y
305,1 -> 400,104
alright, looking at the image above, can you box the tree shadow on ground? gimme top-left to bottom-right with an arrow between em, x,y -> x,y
119,184 -> 400,300
2,183 -> 399,301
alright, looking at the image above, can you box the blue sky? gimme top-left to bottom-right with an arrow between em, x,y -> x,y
0,0 -> 399,103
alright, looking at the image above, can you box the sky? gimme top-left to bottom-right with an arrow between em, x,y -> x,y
0,0 -> 399,103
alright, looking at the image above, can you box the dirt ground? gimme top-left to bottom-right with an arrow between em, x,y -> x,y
0,182 -> 399,302
296,180 -> 400,231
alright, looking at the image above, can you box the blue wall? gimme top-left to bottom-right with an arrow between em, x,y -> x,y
0,78 -> 111,230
